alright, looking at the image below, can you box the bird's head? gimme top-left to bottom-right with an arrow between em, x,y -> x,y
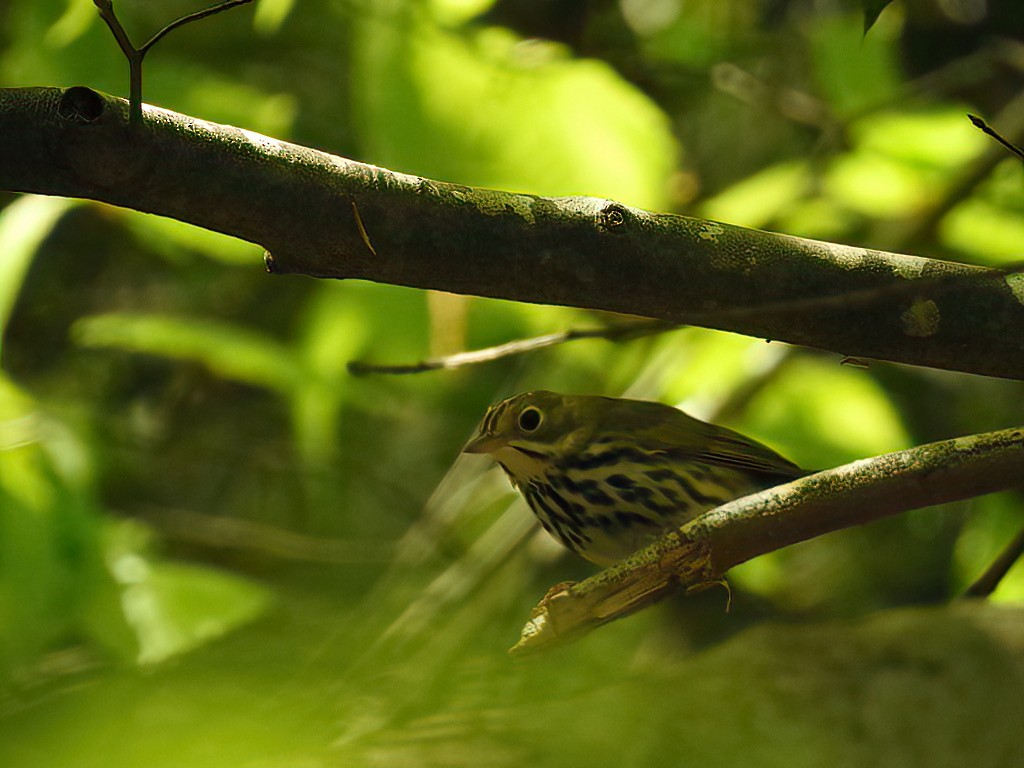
463,391 -> 589,473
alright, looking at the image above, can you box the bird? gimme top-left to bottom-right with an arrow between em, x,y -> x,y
464,390 -> 805,566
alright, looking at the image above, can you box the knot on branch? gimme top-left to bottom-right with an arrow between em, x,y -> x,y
598,202 -> 629,232
58,87 -> 104,124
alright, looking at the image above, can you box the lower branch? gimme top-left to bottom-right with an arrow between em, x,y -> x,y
510,425 -> 1024,656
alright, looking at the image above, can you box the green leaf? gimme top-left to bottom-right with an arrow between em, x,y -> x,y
72,313 -> 303,393
0,196 -> 75,340
429,0 -> 497,26
0,376 -> 137,682
119,209 -> 264,267
850,107 -> 987,168
825,152 -> 929,217
863,0 -> 896,34
941,198 -> 1024,265
952,493 -> 1022,596
111,551 -> 273,664
253,0 -> 296,35
940,158 -> 1024,265
699,162 -> 810,228
745,355 -> 910,469
811,12 -> 900,117
351,16 -> 676,209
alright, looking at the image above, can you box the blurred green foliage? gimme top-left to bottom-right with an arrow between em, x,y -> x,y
1,0 -> 1023,765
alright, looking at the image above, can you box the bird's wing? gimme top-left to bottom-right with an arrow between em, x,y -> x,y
594,395 -> 806,479
689,430 -> 805,478
642,413 -> 805,479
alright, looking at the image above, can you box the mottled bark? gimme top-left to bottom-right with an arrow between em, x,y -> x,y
2,86 -> 1023,379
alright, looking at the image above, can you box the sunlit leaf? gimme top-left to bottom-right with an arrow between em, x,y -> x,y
119,209 -> 263,267
429,0 -> 497,26
73,313 -> 302,393
44,0 -> 97,47
290,283 -> 368,463
825,108 -> 987,219
778,197 -> 858,240
825,152 -> 931,217
744,355 -> 910,469
699,162 -> 810,228
0,376 -> 137,682
113,552 -> 273,664
953,492 -> 1024,601
850,108 -> 987,168
146,68 -> 299,136
941,198 -> 1024,265
351,17 -> 676,209
253,0 -> 296,35
0,196 -> 75,340
940,159 -> 1024,265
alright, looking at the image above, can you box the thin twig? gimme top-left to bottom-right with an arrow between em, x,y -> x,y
140,0 -> 254,54
962,522 -> 1024,598
883,90 -> 1024,252
347,319 -> 679,375
92,1 -> 134,60
92,0 -> 143,125
93,0 -> 253,127
968,114 -> 1024,162
349,258 -> 1024,377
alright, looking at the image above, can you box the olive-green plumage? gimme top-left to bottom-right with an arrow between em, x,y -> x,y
464,391 -> 804,566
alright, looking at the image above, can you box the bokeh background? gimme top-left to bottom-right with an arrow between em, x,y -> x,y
2,1 -> 1024,765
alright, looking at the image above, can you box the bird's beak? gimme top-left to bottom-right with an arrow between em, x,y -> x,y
462,431 -> 504,455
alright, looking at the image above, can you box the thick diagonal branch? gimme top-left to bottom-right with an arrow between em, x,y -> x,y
2,86 -> 1023,378
509,425 -> 1024,656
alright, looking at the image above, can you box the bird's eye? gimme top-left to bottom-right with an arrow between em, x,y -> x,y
517,406 -> 543,432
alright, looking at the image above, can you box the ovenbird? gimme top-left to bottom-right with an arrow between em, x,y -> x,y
464,391 -> 805,566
